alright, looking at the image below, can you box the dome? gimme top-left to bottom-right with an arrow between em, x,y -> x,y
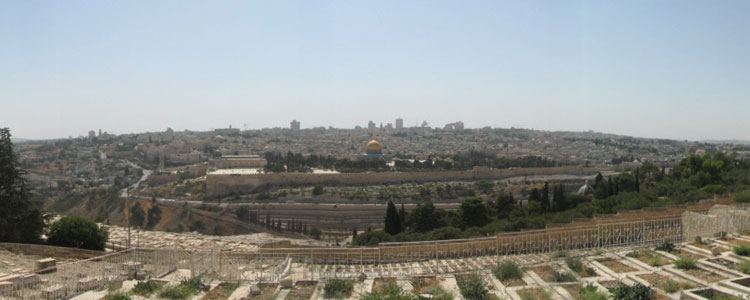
365,140 -> 383,154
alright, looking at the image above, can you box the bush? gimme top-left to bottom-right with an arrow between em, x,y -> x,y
492,261 -> 523,281
324,279 -> 354,299
674,256 -> 697,270
159,278 -> 202,299
47,216 -> 108,250
518,289 -> 550,300
738,259 -> 750,274
733,245 -> 750,256
734,191 -> 750,203
103,292 -> 130,300
132,280 -> 163,296
612,284 -> 654,300
360,283 -> 411,300
655,241 -> 675,252
647,256 -> 665,267
565,257 -> 583,273
661,280 -> 679,293
456,274 -> 489,300
579,284 -> 607,300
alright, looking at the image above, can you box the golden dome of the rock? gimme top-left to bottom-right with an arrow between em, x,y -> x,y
365,140 -> 382,154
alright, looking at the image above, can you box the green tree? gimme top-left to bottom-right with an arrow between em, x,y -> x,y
235,205 -> 250,221
130,202 -> 145,228
384,201 -> 402,235
408,202 -> 444,233
146,205 -> 162,229
460,198 -> 490,228
312,185 -> 324,196
0,128 -> 45,243
495,192 -> 515,219
541,182 -> 550,213
309,227 -> 322,240
47,216 -> 108,250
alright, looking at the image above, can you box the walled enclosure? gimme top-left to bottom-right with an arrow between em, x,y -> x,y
205,166 -> 609,197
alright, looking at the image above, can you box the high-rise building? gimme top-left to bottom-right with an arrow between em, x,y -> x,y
290,119 -> 300,131
395,118 -> 403,129
368,120 -> 376,130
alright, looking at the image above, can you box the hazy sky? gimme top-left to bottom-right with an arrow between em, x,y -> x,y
2,1 -> 749,141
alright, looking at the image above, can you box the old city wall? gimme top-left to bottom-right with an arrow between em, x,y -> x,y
206,166 -> 608,197
215,159 -> 267,169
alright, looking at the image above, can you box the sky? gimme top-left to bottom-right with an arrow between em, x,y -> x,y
1,1 -> 749,141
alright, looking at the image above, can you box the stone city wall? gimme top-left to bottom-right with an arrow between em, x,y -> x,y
206,166 -> 608,197
215,159 -> 267,169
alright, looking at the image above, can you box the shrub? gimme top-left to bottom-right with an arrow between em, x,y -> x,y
612,284 -> 654,300
159,278 -> 202,299
492,261 -> 523,281
361,283 -> 411,300
661,280 -> 679,293
694,236 -> 704,245
565,257 -> 583,273
103,292 -> 130,300
47,216 -> 108,250
456,274 -> 489,300
132,280 -> 163,296
738,259 -> 750,274
655,241 -> 675,252
324,279 -> 354,299
579,283 -> 607,300
583,267 -> 597,277
518,289 -> 550,300
647,256 -> 665,267
733,245 -> 750,256
674,256 -> 697,270
734,191 -> 750,203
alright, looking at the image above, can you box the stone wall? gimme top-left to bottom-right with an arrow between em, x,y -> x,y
215,158 -> 267,169
206,166 -> 608,197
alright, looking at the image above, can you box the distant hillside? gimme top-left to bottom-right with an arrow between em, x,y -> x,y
11,137 -> 34,144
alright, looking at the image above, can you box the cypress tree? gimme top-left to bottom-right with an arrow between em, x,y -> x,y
384,201 -> 401,235
541,182 -> 550,213
0,128 -> 45,243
